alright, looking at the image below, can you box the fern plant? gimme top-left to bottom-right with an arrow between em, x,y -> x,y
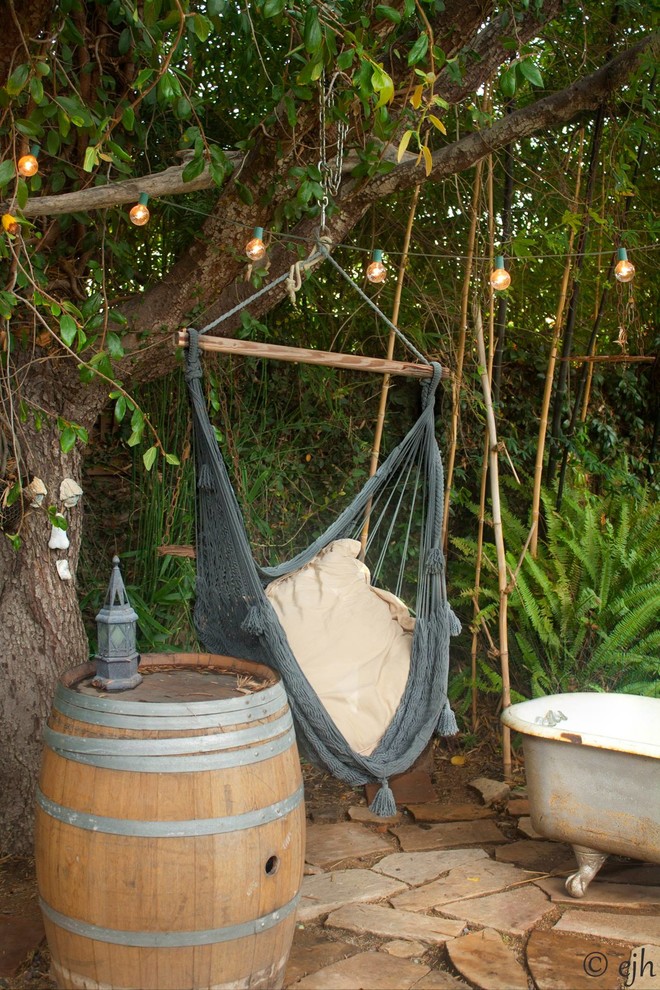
509,488 -> 660,696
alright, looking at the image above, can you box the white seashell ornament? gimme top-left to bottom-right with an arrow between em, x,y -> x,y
56,559 -> 72,580
49,515 -> 70,550
60,478 -> 83,508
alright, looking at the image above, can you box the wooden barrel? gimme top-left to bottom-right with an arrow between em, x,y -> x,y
35,653 -> 306,990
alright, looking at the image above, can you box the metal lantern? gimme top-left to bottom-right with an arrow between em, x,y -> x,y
92,556 -> 142,692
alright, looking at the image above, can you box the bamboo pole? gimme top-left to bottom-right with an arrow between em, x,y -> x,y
529,130 -> 584,557
473,300 -> 512,779
174,331 -> 450,380
360,185 -> 421,554
442,159 -> 483,551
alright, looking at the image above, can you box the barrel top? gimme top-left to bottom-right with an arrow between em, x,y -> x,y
76,667 -> 272,703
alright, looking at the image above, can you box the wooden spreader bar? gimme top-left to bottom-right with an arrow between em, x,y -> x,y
175,330 -> 450,380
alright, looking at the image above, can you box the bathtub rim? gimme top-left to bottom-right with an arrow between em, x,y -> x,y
501,691 -> 660,760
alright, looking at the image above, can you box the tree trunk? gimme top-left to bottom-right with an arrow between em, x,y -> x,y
0,385 -> 89,853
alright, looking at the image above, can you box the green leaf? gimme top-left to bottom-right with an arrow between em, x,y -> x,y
122,106 -> 136,131
143,445 -> 158,471
519,58 -> 544,88
164,452 -> 180,466
407,34 -> 429,66
500,64 -> 517,98
371,65 -> 394,108
193,13 -> 213,42
83,145 -> 99,173
0,160 -> 15,188
303,6 -> 322,53
60,427 -> 77,453
30,76 -> 44,103
263,0 -> 285,15
182,155 -> 205,182
375,5 -> 401,23
106,332 -> 125,359
6,64 -> 30,96
114,395 -> 127,423
59,314 -> 77,346
336,49 -> 354,71
126,431 -> 142,447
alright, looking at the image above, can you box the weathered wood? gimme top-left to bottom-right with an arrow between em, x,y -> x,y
561,354 -> 655,363
175,330 -> 449,380
36,654 -> 305,990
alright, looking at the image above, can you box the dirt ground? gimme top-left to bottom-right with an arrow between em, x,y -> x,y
2,728 -> 514,989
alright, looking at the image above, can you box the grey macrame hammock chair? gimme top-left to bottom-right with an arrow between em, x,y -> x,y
184,326 -> 461,817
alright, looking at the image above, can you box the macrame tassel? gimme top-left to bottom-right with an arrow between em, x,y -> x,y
436,700 -> 459,736
197,463 -> 216,493
368,778 -> 397,818
241,603 -> 270,638
446,604 -> 462,636
426,547 -> 445,574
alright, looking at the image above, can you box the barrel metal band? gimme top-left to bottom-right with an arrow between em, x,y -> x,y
41,725 -> 297,772
53,690 -> 286,731
43,710 -> 292,756
36,783 -> 304,836
55,678 -> 284,718
39,892 -> 300,947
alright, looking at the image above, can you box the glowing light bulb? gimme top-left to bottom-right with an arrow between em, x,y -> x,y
245,226 -> 266,261
490,255 -> 511,291
18,145 -> 40,177
614,247 -> 635,284
129,193 -> 150,226
366,249 -> 387,284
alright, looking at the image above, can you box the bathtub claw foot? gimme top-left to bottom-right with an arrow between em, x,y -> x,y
566,845 -> 608,897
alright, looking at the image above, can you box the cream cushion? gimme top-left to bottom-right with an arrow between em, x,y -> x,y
266,539 -> 413,755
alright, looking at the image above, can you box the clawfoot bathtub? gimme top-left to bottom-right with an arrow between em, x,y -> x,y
501,693 -> 660,897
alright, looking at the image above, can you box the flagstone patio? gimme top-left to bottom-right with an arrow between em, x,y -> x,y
2,766 -> 659,990
285,785 -> 660,990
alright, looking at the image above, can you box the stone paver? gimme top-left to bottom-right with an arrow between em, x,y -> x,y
289,950 -> 430,989
391,860 -> 534,913
406,803 -> 495,823
373,848 -> 489,887
284,933 -> 360,988
411,971 -> 471,989
506,798 -> 530,816
468,778 -> 511,806
0,913 -> 45,977
603,865 -> 660,887
536,876 -> 660,911
348,805 -> 402,825
382,939 -> 428,958
325,903 -> 464,944
446,927 -> 528,990
495,838 -> 574,872
297,869 -> 408,922
305,822 -> 393,867
554,909 -> 660,946
391,820 -> 506,852
526,929 -> 632,990
439,883 -> 553,936
516,816 -> 546,839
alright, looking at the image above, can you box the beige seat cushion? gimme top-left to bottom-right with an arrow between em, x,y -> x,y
266,539 -> 413,755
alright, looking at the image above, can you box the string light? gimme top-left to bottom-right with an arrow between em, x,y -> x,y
129,193 -> 150,226
17,145 -> 40,178
490,255 -> 511,291
366,248 -> 387,284
245,226 -> 266,262
2,213 -> 20,236
614,247 -> 635,283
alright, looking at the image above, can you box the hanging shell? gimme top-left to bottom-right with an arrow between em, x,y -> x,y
24,476 -> 47,507
60,478 -> 83,508
56,559 -> 72,580
49,515 -> 70,550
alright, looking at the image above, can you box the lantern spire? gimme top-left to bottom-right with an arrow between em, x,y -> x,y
92,556 -> 142,692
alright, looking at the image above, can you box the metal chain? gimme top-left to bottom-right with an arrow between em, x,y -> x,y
318,70 -> 348,231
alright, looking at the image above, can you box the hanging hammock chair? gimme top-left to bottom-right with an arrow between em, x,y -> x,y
183,314 -> 461,815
